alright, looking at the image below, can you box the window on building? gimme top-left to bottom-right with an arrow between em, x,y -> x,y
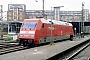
9,17 -> 11,20
10,9 -> 13,10
19,8 -> 23,11
9,13 -> 12,16
14,16 -> 17,19
19,12 -> 22,17
20,17 -> 22,20
14,12 -> 17,15
14,9 -> 17,12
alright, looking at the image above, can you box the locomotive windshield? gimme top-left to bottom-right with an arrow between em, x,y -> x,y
22,22 -> 37,28
29,22 -> 37,28
22,22 -> 29,28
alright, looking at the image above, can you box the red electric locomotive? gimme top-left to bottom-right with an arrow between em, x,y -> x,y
17,18 -> 74,47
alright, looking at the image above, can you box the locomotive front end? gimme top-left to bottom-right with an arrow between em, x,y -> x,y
17,21 -> 37,47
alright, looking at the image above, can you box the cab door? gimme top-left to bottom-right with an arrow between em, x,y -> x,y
42,23 -> 46,37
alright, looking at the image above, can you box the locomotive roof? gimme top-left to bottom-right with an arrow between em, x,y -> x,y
47,19 -> 72,26
25,18 -> 50,24
25,18 -> 72,26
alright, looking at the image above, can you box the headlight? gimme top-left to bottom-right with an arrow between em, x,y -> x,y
29,31 -> 35,34
31,35 -> 34,37
20,31 -> 26,34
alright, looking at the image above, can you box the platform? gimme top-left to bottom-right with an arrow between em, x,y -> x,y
0,36 -> 90,60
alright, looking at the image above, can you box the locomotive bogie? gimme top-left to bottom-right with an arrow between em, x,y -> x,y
17,39 -> 35,46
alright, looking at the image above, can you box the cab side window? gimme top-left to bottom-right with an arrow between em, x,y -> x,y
42,23 -> 44,28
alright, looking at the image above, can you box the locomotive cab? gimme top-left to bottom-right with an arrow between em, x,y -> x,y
19,22 -> 37,38
17,18 -> 45,47
17,20 -> 39,46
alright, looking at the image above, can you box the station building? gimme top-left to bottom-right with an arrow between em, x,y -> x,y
7,4 -> 26,22
6,4 -> 90,35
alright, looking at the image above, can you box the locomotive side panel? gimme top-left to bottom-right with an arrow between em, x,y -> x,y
52,25 -> 70,41
38,23 -> 74,44
38,23 -> 50,43
34,20 -> 42,44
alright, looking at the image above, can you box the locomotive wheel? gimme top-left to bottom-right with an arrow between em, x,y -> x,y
23,42 -> 27,47
16,39 -> 22,45
28,43 -> 34,48
23,42 -> 25,47
28,40 -> 34,48
19,42 -> 21,45
18,40 -> 22,45
28,44 -> 32,48
70,35 -> 73,41
70,37 -> 73,41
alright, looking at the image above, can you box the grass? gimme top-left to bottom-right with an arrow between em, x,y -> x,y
5,35 -> 13,41
50,40 -> 54,45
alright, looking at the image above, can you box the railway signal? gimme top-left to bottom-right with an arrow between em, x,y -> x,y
81,2 -> 85,38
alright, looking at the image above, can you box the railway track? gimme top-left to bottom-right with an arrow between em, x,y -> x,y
0,39 -> 70,55
1,37 -> 89,57
0,46 -> 27,55
64,40 -> 90,60
47,39 -> 90,60
0,42 -> 28,55
0,43 -> 19,49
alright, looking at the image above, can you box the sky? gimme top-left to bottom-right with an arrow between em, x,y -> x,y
0,0 -> 90,19
0,0 -> 90,11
